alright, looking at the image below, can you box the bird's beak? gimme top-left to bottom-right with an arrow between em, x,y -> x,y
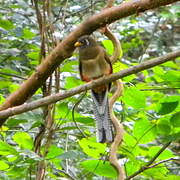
74,41 -> 82,47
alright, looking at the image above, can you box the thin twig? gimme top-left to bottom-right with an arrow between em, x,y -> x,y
65,131 -> 69,174
140,87 -> 180,91
72,92 -> 87,138
125,142 -> 171,180
148,157 -> 179,169
53,0 -> 104,23
138,17 -> 161,63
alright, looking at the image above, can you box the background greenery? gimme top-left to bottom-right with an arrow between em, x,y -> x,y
0,0 -> 179,179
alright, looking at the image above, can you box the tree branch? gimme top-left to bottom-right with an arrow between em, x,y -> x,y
0,0 -> 178,126
125,142 -> 171,180
148,157 -> 179,169
0,50 -> 179,120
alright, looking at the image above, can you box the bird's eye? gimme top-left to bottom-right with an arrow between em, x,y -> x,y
84,39 -> 90,46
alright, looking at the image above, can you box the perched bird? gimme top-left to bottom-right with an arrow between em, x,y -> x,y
74,35 -> 113,143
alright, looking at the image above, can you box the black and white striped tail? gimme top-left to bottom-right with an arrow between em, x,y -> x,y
91,89 -> 113,143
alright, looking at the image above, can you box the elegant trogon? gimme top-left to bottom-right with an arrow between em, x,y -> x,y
74,35 -> 113,143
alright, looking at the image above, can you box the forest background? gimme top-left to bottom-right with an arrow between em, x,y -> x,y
0,0 -> 180,179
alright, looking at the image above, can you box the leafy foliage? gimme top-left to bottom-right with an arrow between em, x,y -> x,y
0,0 -> 179,179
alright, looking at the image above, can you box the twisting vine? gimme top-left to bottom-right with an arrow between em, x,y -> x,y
100,0 -> 125,179
109,80 -> 125,180
32,0 -> 60,179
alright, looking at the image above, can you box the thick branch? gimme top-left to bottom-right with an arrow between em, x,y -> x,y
0,50 -> 179,120
0,0 -> 178,126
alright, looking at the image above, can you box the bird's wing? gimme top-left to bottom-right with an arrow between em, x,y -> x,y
104,50 -> 113,74
103,49 -> 113,90
79,61 -> 83,80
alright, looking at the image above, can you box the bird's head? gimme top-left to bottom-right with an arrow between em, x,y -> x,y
74,35 -> 97,49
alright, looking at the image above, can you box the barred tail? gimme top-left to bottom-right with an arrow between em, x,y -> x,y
91,89 -> 113,143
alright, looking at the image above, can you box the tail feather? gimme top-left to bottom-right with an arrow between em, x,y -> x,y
91,89 -> 113,143
91,89 -> 108,114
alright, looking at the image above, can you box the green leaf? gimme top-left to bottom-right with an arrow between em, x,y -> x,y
152,66 -> 165,82
113,62 -> 128,72
0,140 -> 18,155
102,39 -> 123,58
46,145 -> 64,159
157,101 -> 178,115
0,94 -> 5,104
125,160 -> 140,176
0,19 -> 14,30
160,96 -> 180,103
6,118 -> 28,127
7,155 -> 18,162
50,157 -> 62,169
19,149 -> 42,161
12,132 -> 33,150
156,95 -> 180,115
102,40 -> 114,55
162,70 -> 180,82
61,60 -> 78,73
81,160 -> 117,178
59,150 -> 79,160
75,117 -> 94,125
79,138 -> 106,158
6,166 -> 27,178
23,28 -> 36,39
162,61 -> 179,69
144,164 -> 169,179
9,83 -> 20,93
122,74 -> 136,82
164,175 -> 180,180
121,133 -> 142,157
0,68 -> 19,75
160,9 -> 172,19
30,120 -> 43,129
0,81 -> 12,89
165,132 -> 180,141
170,112 -> 180,127
157,118 -> 171,135
123,133 -> 136,147
0,160 -> 9,170
122,87 -> 146,109
60,126 -> 78,130
55,102 -> 70,119
148,146 -> 175,160
30,60 -> 38,65
64,76 -> 83,89
133,118 -> 156,143
27,51 -> 39,60
56,101 -> 87,124
153,66 -> 164,77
